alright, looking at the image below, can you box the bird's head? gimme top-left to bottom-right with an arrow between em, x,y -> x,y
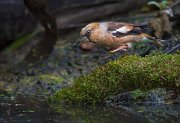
80,22 -> 100,42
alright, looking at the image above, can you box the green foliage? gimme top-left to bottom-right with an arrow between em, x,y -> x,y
148,0 -> 168,10
5,30 -> 38,53
51,54 -> 180,104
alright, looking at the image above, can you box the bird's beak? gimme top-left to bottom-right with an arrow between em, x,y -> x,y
78,29 -> 95,47
77,36 -> 89,47
78,28 -> 88,45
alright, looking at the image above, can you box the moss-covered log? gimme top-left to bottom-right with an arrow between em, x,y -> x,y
51,54 -> 180,104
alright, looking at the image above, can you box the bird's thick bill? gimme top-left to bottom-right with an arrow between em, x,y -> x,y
77,36 -> 89,46
78,36 -> 96,47
78,36 -> 96,50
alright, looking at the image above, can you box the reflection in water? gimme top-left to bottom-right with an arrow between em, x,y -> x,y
0,96 -> 53,123
0,96 -> 150,123
0,95 -> 179,123
52,105 -> 150,123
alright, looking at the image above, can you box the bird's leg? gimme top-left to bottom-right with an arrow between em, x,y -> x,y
109,44 -> 129,52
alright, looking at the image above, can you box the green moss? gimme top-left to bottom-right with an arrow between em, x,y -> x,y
20,73 -> 64,86
130,89 -> 147,100
176,50 -> 180,55
39,74 -> 64,84
129,88 -> 166,101
51,54 -> 180,104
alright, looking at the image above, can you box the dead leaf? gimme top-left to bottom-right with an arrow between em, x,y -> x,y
149,12 -> 172,38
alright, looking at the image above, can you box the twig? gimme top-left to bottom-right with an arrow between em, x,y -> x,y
166,43 -> 180,54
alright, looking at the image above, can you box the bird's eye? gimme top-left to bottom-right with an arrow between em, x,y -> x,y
85,30 -> 91,37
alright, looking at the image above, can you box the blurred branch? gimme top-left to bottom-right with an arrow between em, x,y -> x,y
55,0 -> 149,29
166,43 -> 180,54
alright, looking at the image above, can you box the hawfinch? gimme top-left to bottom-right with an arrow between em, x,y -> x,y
80,22 -> 162,52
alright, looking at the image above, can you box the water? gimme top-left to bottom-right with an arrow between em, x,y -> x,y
0,95 -> 150,123
0,95 -> 180,123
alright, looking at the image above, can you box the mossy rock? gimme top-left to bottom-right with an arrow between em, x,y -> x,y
51,54 -> 180,104
0,73 -> 64,95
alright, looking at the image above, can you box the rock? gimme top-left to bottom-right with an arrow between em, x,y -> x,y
52,54 -> 180,104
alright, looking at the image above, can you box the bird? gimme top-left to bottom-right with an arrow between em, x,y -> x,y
80,21 -> 163,52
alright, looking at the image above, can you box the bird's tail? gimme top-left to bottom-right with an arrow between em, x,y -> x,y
138,24 -> 154,35
143,33 -> 165,47
138,24 -> 149,29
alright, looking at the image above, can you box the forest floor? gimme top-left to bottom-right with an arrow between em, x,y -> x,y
0,12 -> 179,96
0,10 -> 180,123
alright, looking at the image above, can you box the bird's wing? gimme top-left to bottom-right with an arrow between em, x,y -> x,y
107,22 -> 131,32
107,22 -> 144,38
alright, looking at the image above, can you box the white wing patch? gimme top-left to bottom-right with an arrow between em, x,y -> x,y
127,43 -> 132,48
111,26 -> 131,34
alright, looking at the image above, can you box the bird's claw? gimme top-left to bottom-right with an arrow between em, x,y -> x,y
109,45 -> 129,52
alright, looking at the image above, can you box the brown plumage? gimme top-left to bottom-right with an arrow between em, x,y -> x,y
80,22 -> 161,52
